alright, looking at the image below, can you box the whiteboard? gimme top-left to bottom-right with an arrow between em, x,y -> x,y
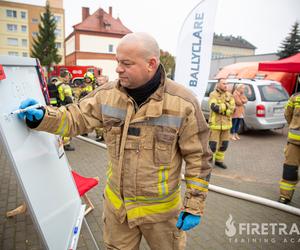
0,56 -> 84,249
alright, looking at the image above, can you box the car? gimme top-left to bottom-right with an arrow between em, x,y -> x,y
201,78 -> 290,132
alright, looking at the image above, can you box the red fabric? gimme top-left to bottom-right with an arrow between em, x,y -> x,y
258,53 -> 300,73
0,65 -> 6,80
215,61 -> 297,95
71,170 -> 99,197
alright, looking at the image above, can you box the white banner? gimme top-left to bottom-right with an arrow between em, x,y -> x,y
174,0 -> 219,101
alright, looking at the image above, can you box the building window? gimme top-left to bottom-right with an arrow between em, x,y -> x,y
108,44 -> 114,53
21,11 -> 26,19
8,51 -> 19,56
21,25 -> 27,32
54,29 -> 61,37
22,39 -> 27,47
22,52 -> 28,57
32,32 -> 38,37
6,10 -> 17,18
54,15 -> 61,24
7,38 -> 18,46
7,24 -> 17,32
55,42 -> 62,49
32,18 -> 39,24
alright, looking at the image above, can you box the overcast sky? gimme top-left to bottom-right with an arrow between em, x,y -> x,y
6,0 -> 300,55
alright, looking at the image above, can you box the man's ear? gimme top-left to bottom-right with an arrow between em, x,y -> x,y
147,58 -> 158,72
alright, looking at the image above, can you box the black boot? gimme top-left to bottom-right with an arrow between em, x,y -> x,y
278,197 -> 291,204
64,144 -> 75,151
81,133 -> 88,137
215,161 -> 227,169
96,137 -> 104,142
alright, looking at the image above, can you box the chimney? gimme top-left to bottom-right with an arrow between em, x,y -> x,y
82,7 -> 90,21
99,9 -> 104,28
109,6 -> 112,16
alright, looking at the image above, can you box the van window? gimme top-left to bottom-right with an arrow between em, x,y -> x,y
243,84 -> 255,101
228,83 -> 255,101
258,85 -> 289,102
204,81 -> 217,97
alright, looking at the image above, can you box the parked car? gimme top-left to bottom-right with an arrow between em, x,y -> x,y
201,79 -> 290,132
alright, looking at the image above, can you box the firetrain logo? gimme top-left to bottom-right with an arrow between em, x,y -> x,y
225,214 -> 237,237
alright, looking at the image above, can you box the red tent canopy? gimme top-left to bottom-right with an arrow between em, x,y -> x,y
258,53 -> 300,73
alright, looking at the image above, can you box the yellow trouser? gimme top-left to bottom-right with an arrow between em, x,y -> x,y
209,129 -> 230,163
280,143 -> 300,200
63,136 -> 71,146
103,201 -> 186,250
95,127 -> 103,138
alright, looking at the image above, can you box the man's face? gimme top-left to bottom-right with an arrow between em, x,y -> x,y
217,80 -> 227,92
115,43 -> 153,89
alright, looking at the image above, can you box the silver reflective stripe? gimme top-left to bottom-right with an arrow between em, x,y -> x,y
101,105 -> 126,120
290,129 -> 300,135
137,115 -> 182,128
186,180 -> 209,189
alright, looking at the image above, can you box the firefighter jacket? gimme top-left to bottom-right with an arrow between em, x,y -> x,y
208,88 -> 235,130
57,82 -> 73,105
33,67 -> 212,228
79,83 -> 93,100
285,92 -> 300,145
47,83 -> 59,106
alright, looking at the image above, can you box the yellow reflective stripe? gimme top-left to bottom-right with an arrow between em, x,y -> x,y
124,186 -> 180,205
288,131 -> 300,141
280,186 -> 295,191
185,177 -> 209,190
221,125 -> 232,130
158,165 -> 169,196
127,193 -> 181,220
279,181 -> 296,191
215,151 -> 225,160
105,185 -> 122,209
286,100 -> 294,108
185,177 -> 209,186
106,162 -> 112,180
54,111 -> 68,137
186,183 -> 208,192
279,181 -> 296,187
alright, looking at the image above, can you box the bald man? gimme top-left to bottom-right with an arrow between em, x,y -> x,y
18,32 -> 212,250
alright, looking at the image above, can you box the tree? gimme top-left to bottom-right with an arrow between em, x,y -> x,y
31,2 -> 61,75
160,50 -> 175,79
277,21 -> 300,59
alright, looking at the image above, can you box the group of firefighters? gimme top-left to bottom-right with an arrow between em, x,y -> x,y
47,69 -> 108,150
207,78 -> 300,205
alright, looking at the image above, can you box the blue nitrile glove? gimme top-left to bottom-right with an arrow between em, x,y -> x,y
176,212 -> 201,231
18,98 -> 44,121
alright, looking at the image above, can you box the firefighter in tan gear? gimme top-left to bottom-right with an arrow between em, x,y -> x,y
57,70 -> 75,151
18,32 -> 212,250
278,92 -> 300,204
94,75 -> 109,142
208,79 -> 235,169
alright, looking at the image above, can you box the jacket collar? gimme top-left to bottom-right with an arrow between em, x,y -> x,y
116,64 -> 167,119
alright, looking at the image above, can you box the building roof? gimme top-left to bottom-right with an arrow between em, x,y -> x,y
73,7 -> 131,36
213,34 -> 256,50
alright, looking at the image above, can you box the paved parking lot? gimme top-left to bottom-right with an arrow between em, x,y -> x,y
0,127 -> 299,249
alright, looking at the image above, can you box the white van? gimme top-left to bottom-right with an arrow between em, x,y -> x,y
201,79 -> 289,132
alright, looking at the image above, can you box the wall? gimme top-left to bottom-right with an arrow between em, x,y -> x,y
79,34 -> 119,54
209,53 -> 279,79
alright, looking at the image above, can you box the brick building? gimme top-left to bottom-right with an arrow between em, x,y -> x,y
0,0 -> 65,63
65,6 -> 131,81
